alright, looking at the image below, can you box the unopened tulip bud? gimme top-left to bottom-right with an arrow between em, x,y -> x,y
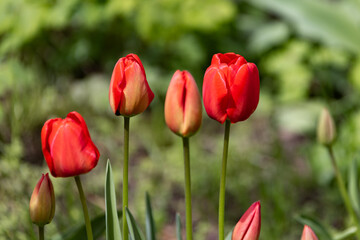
30,173 -> 55,226
109,54 -> 154,117
232,201 -> 261,240
165,70 -> 202,137
301,225 -> 318,240
317,108 -> 336,146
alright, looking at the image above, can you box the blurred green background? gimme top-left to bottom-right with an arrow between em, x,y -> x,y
1,0 -> 360,239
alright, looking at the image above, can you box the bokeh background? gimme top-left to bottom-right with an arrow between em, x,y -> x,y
1,0 -> 360,239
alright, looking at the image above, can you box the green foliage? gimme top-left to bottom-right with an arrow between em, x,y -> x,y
125,208 -> 145,240
225,230 -> 232,240
51,214 -> 107,240
251,0 -> 360,53
145,193 -> 156,240
105,160 -> 122,240
175,214 -> 182,240
2,0 -> 360,239
348,159 -> 360,218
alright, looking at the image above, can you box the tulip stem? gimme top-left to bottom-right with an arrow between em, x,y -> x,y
327,146 -> 360,239
219,120 -> 231,240
183,137 -> 193,240
38,226 -> 44,240
123,116 -> 130,240
74,176 -> 93,240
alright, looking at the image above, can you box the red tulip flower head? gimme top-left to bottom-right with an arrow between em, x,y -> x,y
165,70 -> 202,137
232,201 -> 261,240
29,173 -> 55,226
203,53 -> 260,124
41,112 -> 100,178
301,225 -> 318,240
109,54 -> 154,116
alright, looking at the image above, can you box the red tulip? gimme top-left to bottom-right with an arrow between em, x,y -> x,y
301,225 -> 318,240
29,173 -> 55,226
164,70 -> 202,137
109,53 -> 154,116
232,201 -> 261,240
41,112 -> 100,178
203,53 -> 260,124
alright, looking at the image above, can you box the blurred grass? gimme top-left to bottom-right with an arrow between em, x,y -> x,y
1,0 -> 360,239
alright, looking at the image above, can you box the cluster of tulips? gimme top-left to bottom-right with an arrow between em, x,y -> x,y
29,53 -> 319,240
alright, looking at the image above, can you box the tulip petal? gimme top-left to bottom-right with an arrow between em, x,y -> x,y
42,118 -> 61,177
120,60 -> 153,116
42,112 -> 100,178
232,201 -> 261,240
67,111 -> 100,163
301,225 -> 318,240
129,53 -> 146,75
30,173 -> 55,226
227,63 -> 259,123
165,70 -> 202,137
203,66 -> 229,123
211,53 -> 240,66
164,70 -> 186,135
109,59 -> 125,115
183,71 -> 202,136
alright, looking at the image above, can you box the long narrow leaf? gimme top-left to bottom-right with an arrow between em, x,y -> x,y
126,207 -> 145,240
251,0 -> 360,53
51,214 -> 106,240
295,214 -> 334,240
145,193 -> 156,240
334,226 -> 357,240
348,159 -> 360,217
176,213 -> 182,240
105,159 -> 122,240
225,230 -> 233,240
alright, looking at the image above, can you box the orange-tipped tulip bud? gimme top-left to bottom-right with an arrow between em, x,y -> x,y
165,70 -> 202,137
203,53 -> 260,124
109,53 -> 154,116
29,173 -> 55,227
301,225 -> 318,240
317,108 -> 336,146
232,201 -> 261,240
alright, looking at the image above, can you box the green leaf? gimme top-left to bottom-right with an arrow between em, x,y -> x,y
145,193 -> 156,240
105,159 -> 122,240
176,213 -> 182,240
348,159 -> 360,217
125,207 -> 145,240
251,0 -> 360,53
225,230 -> 233,240
295,214 -> 334,240
334,226 -> 357,240
51,213 -> 106,240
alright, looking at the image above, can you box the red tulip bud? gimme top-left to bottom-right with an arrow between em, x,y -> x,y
203,53 -> 260,124
232,201 -> 261,240
109,54 -> 154,116
29,173 -> 55,226
41,111 -> 100,177
301,225 -> 318,240
165,70 -> 202,137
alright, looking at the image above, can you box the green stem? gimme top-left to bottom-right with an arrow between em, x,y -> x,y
123,116 -> 130,240
74,176 -> 93,240
327,146 -> 360,239
38,226 -> 44,240
219,120 -> 231,240
183,137 -> 193,240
